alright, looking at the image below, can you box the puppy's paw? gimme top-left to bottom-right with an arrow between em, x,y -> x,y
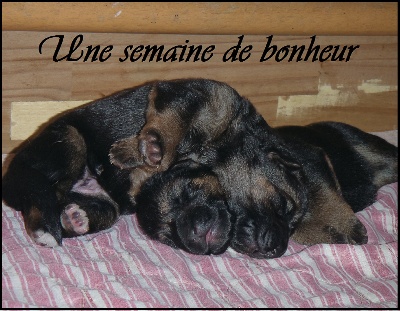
31,229 -> 59,247
324,217 -> 368,245
350,220 -> 368,244
109,136 -> 142,169
109,132 -> 162,169
61,204 -> 89,236
139,132 -> 162,166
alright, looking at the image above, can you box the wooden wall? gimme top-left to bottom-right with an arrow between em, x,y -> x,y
2,3 -> 397,35
2,3 -> 398,153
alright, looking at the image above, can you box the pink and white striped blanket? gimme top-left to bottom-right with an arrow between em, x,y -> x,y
2,131 -> 398,308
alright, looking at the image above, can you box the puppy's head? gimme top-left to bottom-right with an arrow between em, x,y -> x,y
225,145 -> 308,259
231,186 -> 307,259
136,164 -> 232,255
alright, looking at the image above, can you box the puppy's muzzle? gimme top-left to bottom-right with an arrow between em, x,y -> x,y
232,215 -> 289,259
255,222 -> 288,258
176,203 -> 231,255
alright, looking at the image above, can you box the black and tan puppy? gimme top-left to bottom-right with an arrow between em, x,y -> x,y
136,162 -> 232,255
225,122 -> 398,258
2,85 -> 156,246
275,122 -> 398,247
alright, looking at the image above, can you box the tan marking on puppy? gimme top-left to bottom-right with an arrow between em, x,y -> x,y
109,136 -> 141,169
353,144 -> 398,188
127,166 -> 162,201
291,188 -> 367,245
109,85 -> 185,171
122,83 -> 187,201
215,156 -> 278,213
250,174 -> 276,206
56,126 -> 87,198
23,206 -> 42,238
109,85 -> 188,202
216,156 -> 252,205
143,86 -> 185,169
193,84 -> 236,141
156,180 -> 177,217
23,207 -> 59,247
157,179 -> 185,226
323,153 -> 342,194
191,175 -> 224,196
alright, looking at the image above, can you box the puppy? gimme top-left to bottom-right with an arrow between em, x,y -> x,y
136,162 -> 232,255
275,122 -> 398,246
109,79 -> 244,198
3,82 -> 158,246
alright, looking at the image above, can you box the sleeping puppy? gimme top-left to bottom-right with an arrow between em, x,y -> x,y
4,77 -> 397,257
109,79 -> 244,198
2,85 -> 156,246
227,122 -> 398,258
136,162 -> 232,255
275,122 -> 398,246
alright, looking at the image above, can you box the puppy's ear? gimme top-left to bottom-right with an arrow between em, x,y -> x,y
267,151 -> 301,172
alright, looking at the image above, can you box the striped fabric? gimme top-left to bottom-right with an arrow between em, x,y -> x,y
2,131 -> 398,308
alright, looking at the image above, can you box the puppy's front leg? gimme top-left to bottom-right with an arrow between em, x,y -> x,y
109,131 -> 162,169
291,190 -> 368,245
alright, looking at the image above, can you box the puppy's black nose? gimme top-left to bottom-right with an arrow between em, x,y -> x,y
255,225 -> 287,258
190,208 -> 214,240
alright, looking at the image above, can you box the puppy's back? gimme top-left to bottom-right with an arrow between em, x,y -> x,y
276,122 -> 398,212
310,121 -> 397,188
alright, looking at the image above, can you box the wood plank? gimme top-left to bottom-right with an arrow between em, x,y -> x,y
2,31 -> 398,153
11,101 -> 91,140
2,2 -> 397,35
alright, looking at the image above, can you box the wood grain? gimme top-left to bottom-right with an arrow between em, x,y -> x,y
11,101 -> 91,140
2,31 -> 398,153
2,2 -> 397,35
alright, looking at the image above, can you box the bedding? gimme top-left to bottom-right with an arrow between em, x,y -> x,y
2,130 -> 397,308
